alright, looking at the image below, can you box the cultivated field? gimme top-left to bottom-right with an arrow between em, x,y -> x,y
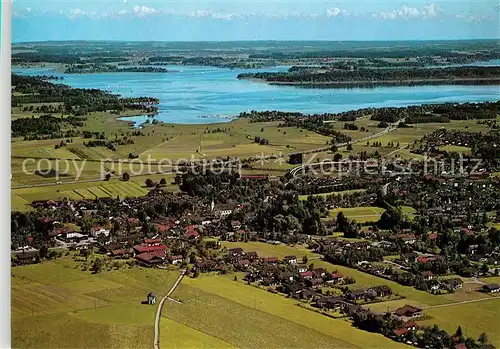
163,274 -> 408,348
298,189 -> 367,201
11,255 -> 179,349
216,241 -> 500,346
328,206 -> 386,223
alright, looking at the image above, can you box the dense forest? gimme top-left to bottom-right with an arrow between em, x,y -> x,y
11,74 -> 159,138
12,74 -> 159,115
64,64 -> 169,74
239,101 -> 500,126
237,66 -> 500,87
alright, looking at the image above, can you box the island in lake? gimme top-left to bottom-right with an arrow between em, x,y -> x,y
64,63 -> 169,74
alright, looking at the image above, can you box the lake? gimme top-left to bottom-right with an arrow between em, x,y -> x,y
12,64 -> 500,125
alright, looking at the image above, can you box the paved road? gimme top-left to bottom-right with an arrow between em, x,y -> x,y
154,270 -> 186,349
288,120 -> 402,178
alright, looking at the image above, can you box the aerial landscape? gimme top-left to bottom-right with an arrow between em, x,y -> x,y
10,1 -> 500,349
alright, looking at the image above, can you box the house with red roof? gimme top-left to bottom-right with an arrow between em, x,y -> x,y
135,250 -> 165,266
91,226 -> 110,238
169,255 -> 184,265
421,271 -> 434,280
263,257 -> 279,264
299,271 -> 313,279
392,328 -> 408,337
133,239 -> 167,255
185,229 -> 199,240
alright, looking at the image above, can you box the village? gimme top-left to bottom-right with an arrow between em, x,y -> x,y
11,160 -> 500,349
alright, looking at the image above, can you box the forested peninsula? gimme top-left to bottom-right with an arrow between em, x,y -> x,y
237,66 -> 500,88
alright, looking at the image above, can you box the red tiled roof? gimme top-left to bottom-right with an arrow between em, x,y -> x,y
169,255 -> 183,260
300,271 -> 313,278
155,223 -> 172,232
395,305 -> 421,317
263,257 -> 278,263
135,251 -> 165,263
331,273 -> 343,279
144,238 -> 162,245
185,230 -> 199,239
455,344 -> 468,349
393,328 -> 408,336
133,244 -> 167,253
421,271 -> 433,277
428,233 -> 438,240
403,322 -> 417,329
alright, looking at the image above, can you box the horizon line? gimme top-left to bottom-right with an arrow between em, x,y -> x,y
12,38 -> 500,45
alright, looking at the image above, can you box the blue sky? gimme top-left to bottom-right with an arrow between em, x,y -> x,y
12,1 -> 500,42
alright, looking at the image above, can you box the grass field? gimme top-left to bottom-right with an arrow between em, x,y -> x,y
11,174 -> 178,211
329,206 -> 386,223
11,255 -> 179,349
222,241 -> 320,259
299,189 -> 367,201
438,145 -> 472,154
418,299 -> 500,347
163,274 -> 408,349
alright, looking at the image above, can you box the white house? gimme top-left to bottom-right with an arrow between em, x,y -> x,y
91,226 -> 110,238
169,255 -> 184,265
297,265 -> 308,273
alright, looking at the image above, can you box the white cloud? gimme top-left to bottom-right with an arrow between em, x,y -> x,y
423,3 -> 438,18
68,8 -> 86,19
25,7 -> 33,13
376,3 -> 440,20
133,5 -> 159,17
188,9 -> 239,20
326,8 -> 342,17
118,9 -> 128,16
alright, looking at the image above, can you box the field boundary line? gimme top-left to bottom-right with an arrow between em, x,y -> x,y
154,269 -> 186,349
421,296 -> 500,309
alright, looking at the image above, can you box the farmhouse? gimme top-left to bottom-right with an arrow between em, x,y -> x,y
213,202 -> 237,219
91,226 -> 110,238
169,255 -> 184,265
394,305 -> 422,318
421,271 -> 434,280
263,257 -> 279,264
12,250 -> 40,266
110,249 -> 133,258
482,284 -> 500,293
230,220 -> 242,230
315,295 -> 344,310
228,248 -> 245,257
284,255 -> 297,264
135,251 -> 165,266
299,271 -> 313,279
442,278 -> 463,291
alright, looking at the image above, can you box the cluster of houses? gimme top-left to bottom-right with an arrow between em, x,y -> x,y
218,247 -> 403,312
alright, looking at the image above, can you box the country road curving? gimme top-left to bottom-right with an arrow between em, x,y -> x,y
154,269 -> 186,349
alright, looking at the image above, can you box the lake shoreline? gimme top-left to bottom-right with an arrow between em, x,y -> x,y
240,77 -> 500,89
